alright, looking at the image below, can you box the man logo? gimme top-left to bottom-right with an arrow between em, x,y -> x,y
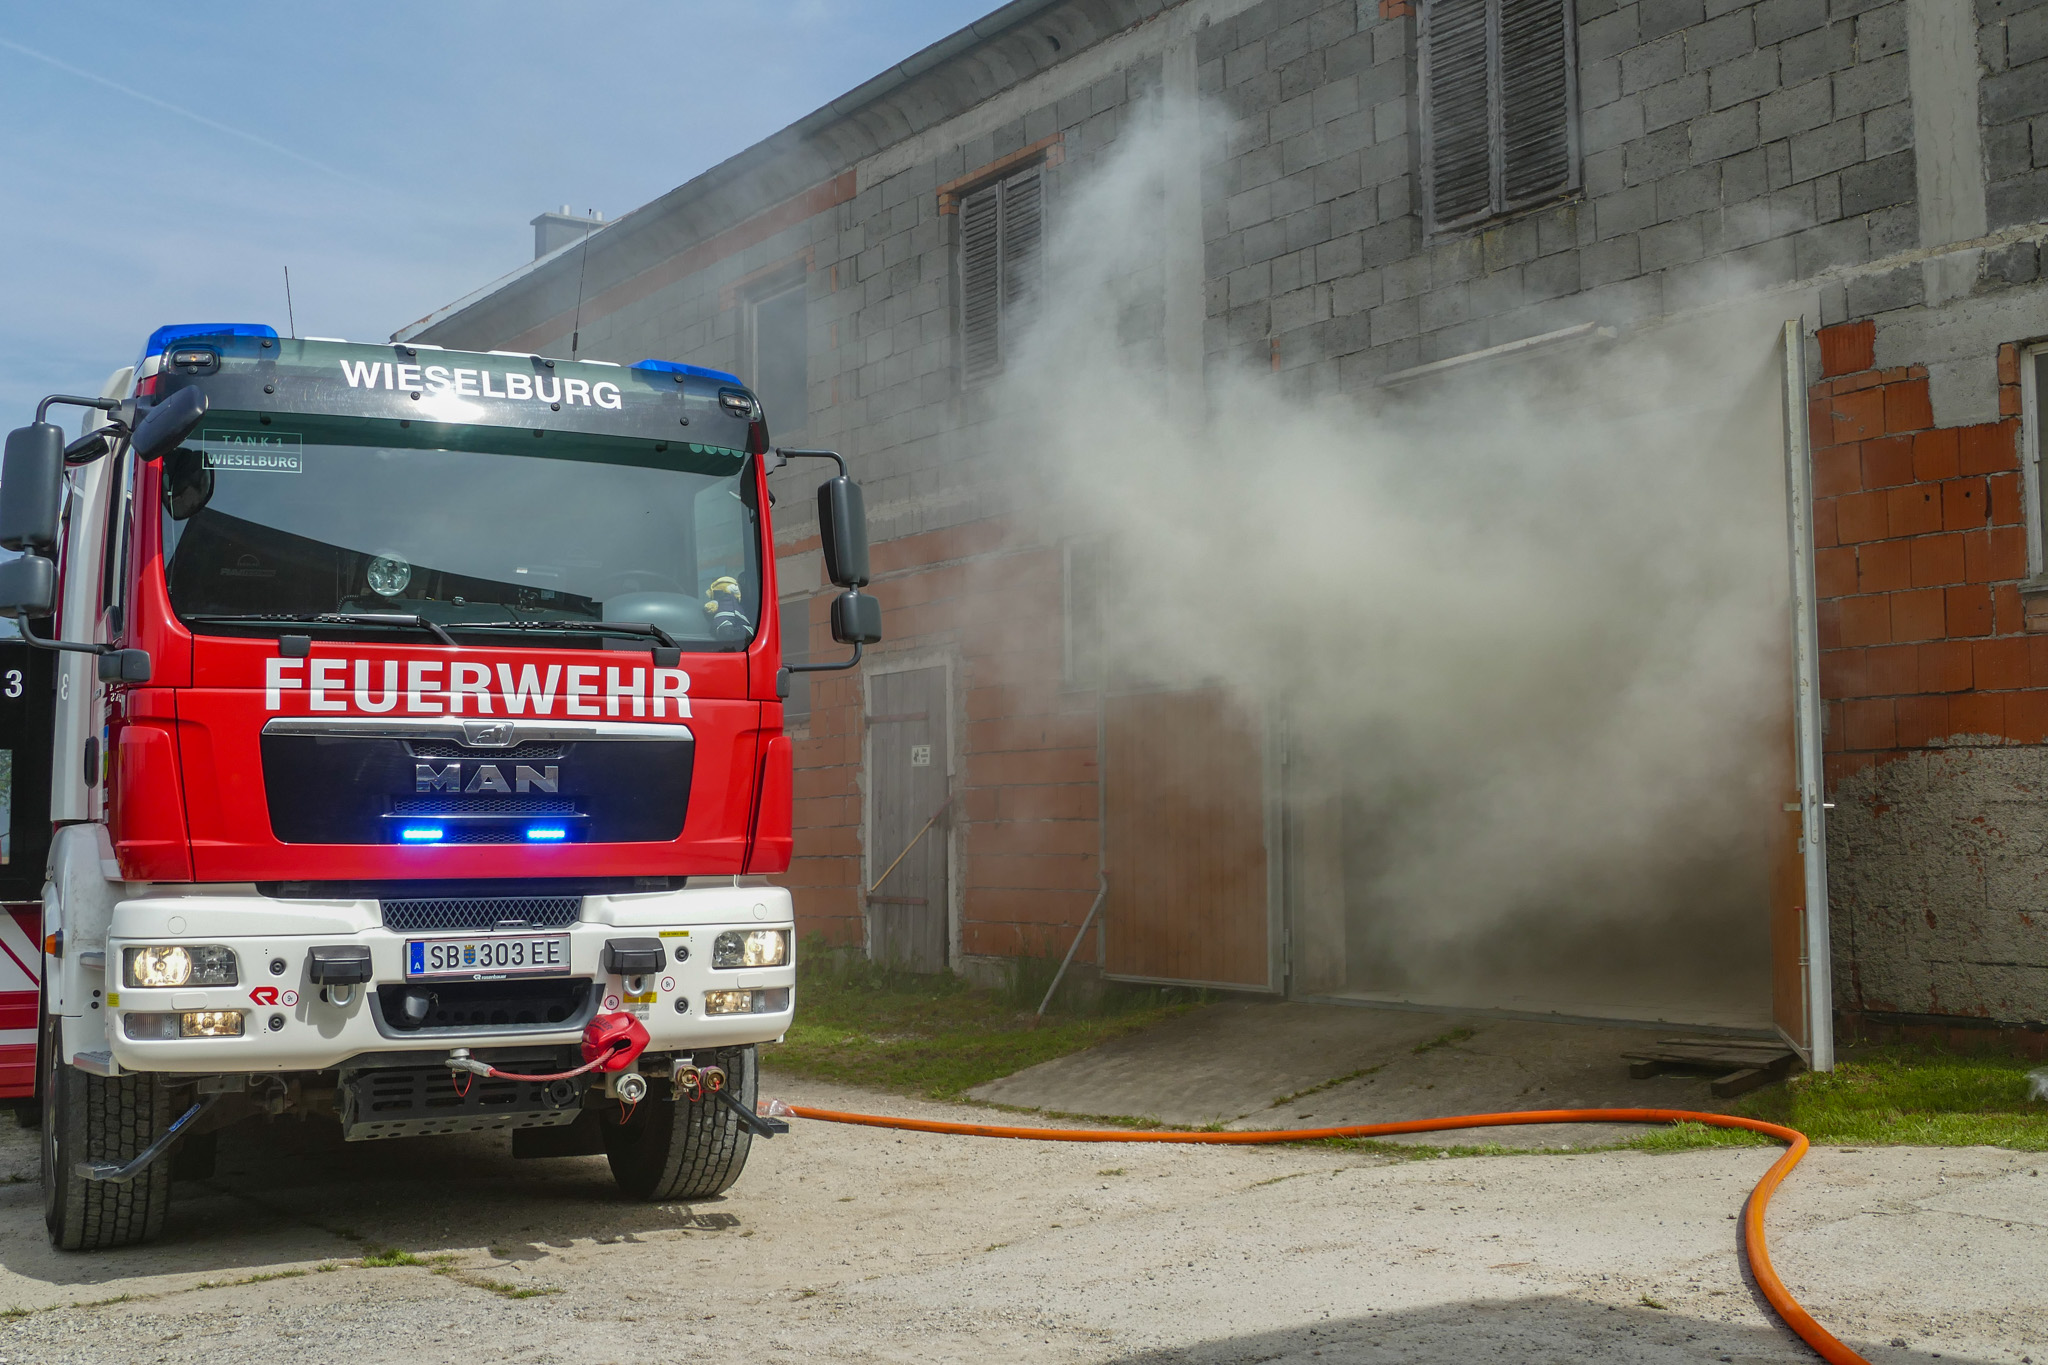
415,763 -> 560,794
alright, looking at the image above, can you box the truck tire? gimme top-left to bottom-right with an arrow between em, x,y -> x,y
605,1044 -> 755,1202
41,1011 -> 173,1250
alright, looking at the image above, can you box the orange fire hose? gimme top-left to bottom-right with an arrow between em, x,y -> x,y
781,1103 -> 1868,1365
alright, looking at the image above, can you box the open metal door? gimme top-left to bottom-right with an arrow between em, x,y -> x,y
1774,320 -> 1835,1070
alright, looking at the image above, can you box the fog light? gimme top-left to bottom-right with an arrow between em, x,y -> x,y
125,944 -> 238,989
180,1010 -> 245,1038
122,1012 -> 180,1040
712,928 -> 788,969
703,987 -> 791,1016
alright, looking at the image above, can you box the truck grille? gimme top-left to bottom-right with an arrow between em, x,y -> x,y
390,796 -> 578,816
338,1064 -> 585,1141
380,895 -> 581,932
407,740 -> 567,761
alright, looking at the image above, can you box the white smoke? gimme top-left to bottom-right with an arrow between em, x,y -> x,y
989,98 -> 1790,1014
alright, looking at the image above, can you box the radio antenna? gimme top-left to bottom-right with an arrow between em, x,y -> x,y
569,209 -> 596,359
283,266 -> 297,339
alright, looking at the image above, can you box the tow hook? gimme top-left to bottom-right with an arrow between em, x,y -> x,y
78,1093 -> 223,1183
716,1088 -> 789,1139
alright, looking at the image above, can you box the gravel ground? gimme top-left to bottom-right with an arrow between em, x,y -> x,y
0,1073 -> 2039,1364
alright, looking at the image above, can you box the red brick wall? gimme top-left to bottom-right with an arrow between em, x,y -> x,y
1812,321 -> 2038,782
777,518 -> 1104,960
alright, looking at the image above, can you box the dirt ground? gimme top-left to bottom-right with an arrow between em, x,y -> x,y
0,1073 -> 2039,1365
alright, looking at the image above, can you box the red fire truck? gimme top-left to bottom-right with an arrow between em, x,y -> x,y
0,323 -> 879,1249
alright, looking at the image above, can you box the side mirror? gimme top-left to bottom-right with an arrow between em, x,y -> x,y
0,554 -> 55,615
97,649 -> 151,684
829,589 -> 883,646
0,423 -> 66,553
817,476 -> 870,588
130,386 -> 208,463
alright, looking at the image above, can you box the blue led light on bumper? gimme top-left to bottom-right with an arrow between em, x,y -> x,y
398,825 -> 445,843
525,826 -> 568,842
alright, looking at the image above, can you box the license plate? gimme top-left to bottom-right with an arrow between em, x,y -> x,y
405,934 -> 570,979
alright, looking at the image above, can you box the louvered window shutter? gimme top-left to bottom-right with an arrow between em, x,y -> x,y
1422,0 -> 1493,231
999,168 -> 1044,346
958,165 -> 1047,382
1420,0 -> 1577,233
959,181 -> 1003,382
1499,0 -> 1577,210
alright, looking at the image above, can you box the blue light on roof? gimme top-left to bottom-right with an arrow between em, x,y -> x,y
524,826 -> 568,842
398,825 -> 445,843
631,357 -> 742,385
142,323 -> 279,360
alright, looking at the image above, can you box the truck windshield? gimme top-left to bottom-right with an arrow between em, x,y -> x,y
159,412 -> 760,650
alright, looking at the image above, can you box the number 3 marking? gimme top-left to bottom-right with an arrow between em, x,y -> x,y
5,670 -> 22,698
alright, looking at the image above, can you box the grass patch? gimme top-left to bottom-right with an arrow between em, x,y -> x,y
1629,1047 -> 2048,1154
191,1270 -> 309,1290
1269,1065 -> 1381,1109
1741,1047 -> 2048,1150
763,941 -> 1207,1100
359,1248 -> 428,1268
1413,1027 -> 1476,1055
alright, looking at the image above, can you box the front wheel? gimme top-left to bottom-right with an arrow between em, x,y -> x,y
41,1010 -> 173,1250
605,1045 -> 756,1201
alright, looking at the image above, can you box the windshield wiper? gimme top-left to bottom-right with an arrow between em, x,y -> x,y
445,619 -> 682,649
185,611 -> 458,647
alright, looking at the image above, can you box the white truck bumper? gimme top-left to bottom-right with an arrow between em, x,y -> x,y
92,883 -> 794,1074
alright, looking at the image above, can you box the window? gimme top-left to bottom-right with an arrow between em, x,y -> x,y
1419,0 -> 1579,234
747,279 -> 808,442
958,166 -> 1044,382
781,592 -> 812,727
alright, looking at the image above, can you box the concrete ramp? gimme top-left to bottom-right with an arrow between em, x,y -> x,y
967,1000 -> 1759,1148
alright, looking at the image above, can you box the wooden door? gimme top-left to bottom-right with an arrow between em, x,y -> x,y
866,667 -> 950,972
1103,688 -> 1273,989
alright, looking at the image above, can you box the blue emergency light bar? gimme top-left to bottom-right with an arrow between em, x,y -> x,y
398,825 -> 445,843
524,826 -> 568,842
631,357 -> 742,385
142,323 -> 279,360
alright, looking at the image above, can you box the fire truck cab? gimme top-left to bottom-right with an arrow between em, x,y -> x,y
0,324 -> 879,1250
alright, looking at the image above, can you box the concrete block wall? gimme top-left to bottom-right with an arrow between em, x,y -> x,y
1980,0 -> 2048,232
1811,318 -> 2048,1025
1199,0 -> 1916,390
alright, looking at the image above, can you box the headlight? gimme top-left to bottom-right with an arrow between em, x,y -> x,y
703,987 -> 791,1015
123,944 -> 238,989
181,1010 -> 245,1038
122,1010 -> 245,1039
712,929 -> 788,969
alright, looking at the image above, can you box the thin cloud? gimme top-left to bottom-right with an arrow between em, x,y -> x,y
0,37 -> 381,192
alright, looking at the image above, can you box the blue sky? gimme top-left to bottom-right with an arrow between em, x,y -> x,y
0,1 -> 997,425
